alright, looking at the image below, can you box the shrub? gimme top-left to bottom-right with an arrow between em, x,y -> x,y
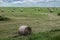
57,13 -> 60,16
0,15 -> 9,21
1,9 -> 4,12
49,10 -> 53,13
11,10 -> 15,12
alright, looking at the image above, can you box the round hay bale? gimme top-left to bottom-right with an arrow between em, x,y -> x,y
18,25 -> 31,36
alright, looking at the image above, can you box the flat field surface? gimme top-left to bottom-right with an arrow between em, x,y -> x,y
0,7 -> 60,40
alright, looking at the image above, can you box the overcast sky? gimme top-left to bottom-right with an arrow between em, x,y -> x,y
0,0 -> 60,7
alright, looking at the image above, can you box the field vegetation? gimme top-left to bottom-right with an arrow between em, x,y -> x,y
0,7 -> 60,40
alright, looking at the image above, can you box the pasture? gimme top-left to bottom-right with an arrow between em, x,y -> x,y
0,7 -> 60,40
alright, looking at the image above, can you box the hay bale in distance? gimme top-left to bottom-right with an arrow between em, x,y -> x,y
18,25 -> 31,36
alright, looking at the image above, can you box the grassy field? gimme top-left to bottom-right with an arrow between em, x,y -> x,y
0,7 -> 60,40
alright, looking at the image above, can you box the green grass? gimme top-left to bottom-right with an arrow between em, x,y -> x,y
0,29 -> 60,40
0,7 -> 60,40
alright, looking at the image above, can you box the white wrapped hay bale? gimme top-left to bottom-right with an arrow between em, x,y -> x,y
18,25 -> 31,36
